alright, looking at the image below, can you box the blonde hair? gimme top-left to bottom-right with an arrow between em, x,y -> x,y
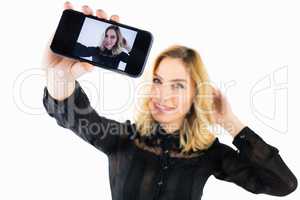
99,25 -> 127,56
134,45 -> 217,153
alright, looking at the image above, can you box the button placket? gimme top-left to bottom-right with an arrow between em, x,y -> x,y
153,126 -> 179,200
153,145 -> 171,199
161,155 -> 170,171
153,164 -> 166,199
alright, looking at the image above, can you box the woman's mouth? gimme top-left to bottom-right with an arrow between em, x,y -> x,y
105,42 -> 112,47
153,102 -> 175,113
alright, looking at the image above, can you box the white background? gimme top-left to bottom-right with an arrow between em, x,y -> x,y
1,0 -> 299,199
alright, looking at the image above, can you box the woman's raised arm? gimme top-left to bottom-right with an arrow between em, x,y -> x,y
42,2 -> 133,156
43,80 -> 134,156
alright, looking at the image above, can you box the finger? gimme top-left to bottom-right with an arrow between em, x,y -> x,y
217,89 -> 225,101
211,86 -> 218,94
63,1 -> 73,10
215,88 -> 221,98
212,87 -> 220,99
71,62 -> 87,79
211,86 -> 218,93
81,62 -> 95,72
110,15 -> 120,23
96,9 -> 108,19
82,5 -> 93,15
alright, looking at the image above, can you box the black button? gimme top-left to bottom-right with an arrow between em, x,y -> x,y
163,165 -> 169,170
164,150 -> 169,154
157,180 -> 163,186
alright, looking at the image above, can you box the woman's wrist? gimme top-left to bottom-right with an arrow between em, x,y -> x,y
47,79 -> 75,101
221,113 -> 246,138
46,76 -> 76,101
46,67 -> 76,101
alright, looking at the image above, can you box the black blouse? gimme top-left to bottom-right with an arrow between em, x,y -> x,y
43,80 -> 298,200
73,42 -> 129,68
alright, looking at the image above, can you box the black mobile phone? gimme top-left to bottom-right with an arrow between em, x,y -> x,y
50,9 -> 153,78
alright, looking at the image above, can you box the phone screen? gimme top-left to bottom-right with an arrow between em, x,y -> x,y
51,9 -> 153,77
74,17 -> 137,72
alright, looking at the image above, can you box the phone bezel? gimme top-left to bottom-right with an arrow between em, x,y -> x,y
50,9 -> 153,78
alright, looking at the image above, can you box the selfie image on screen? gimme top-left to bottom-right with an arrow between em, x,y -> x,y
73,17 -> 137,71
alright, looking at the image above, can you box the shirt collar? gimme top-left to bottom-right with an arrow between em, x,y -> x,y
151,123 -> 182,151
138,122 -> 219,155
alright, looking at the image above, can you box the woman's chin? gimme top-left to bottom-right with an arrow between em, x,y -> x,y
105,46 -> 112,50
151,112 -> 176,124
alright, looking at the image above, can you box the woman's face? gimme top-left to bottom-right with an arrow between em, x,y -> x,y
103,29 -> 117,50
149,57 -> 196,128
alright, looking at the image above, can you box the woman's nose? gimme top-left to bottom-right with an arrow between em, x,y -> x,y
158,85 -> 173,102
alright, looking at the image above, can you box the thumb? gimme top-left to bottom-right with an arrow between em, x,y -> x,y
71,62 -> 94,79
82,62 -> 95,72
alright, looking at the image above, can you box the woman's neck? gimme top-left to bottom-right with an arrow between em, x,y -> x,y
159,122 -> 182,134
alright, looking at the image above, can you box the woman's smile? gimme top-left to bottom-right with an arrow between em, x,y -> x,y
153,101 -> 176,113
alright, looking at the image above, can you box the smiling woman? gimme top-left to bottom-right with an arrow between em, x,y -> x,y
72,24 -> 130,70
42,2 -> 298,200
135,45 -> 216,153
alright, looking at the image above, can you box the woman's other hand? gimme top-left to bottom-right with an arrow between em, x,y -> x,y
211,87 -> 246,137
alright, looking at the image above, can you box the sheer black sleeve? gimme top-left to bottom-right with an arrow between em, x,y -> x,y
73,42 -> 99,57
213,126 -> 298,196
42,80 -> 134,156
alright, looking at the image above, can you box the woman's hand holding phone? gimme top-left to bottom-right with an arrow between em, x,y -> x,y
43,2 -> 121,101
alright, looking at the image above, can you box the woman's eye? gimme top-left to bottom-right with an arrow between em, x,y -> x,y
173,83 -> 185,89
152,78 -> 161,84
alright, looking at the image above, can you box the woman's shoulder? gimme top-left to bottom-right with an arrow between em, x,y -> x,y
119,49 -> 130,57
121,47 -> 130,54
207,137 -> 233,152
120,120 -> 138,140
195,137 -> 233,159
